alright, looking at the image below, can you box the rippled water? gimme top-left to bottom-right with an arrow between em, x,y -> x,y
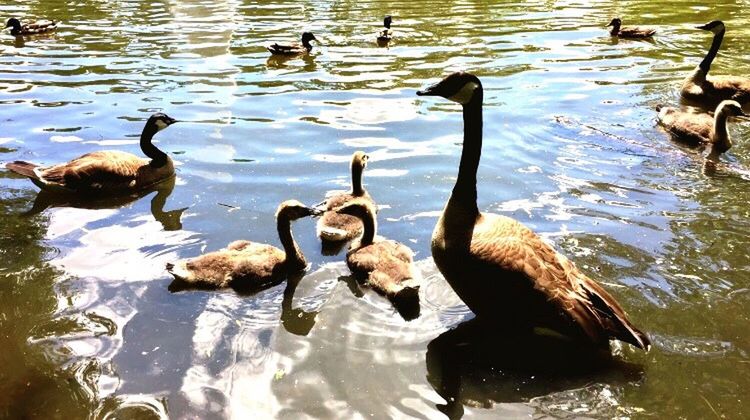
2,0 -> 750,418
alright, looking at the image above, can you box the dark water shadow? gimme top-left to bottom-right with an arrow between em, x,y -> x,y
338,274 -> 420,321
21,177 -> 187,231
280,271 -> 319,336
426,318 -> 644,419
266,53 -> 317,72
320,238 -> 348,256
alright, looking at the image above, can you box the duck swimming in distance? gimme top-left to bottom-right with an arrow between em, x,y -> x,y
5,17 -> 57,36
657,100 -> 748,160
316,151 -> 376,243
166,200 -> 320,292
681,20 -> 750,109
5,113 -> 178,195
336,198 -> 420,319
267,32 -> 318,55
377,15 -> 393,44
606,18 -> 655,39
417,72 -> 650,350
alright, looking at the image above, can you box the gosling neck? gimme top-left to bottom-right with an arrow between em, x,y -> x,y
277,214 -> 306,270
711,109 -> 731,155
358,206 -> 377,246
700,28 -> 725,74
140,124 -> 169,168
451,90 -> 483,215
351,163 -> 365,196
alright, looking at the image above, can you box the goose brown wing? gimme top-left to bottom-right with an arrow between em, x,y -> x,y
39,150 -> 146,191
707,75 -> 750,104
469,214 -> 649,349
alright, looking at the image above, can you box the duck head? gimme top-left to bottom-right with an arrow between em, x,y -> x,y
697,20 -> 725,34
417,71 -> 483,105
301,32 -> 317,44
148,112 -> 179,132
277,200 -> 322,220
606,18 -> 621,29
384,15 -> 392,28
5,18 -> 21,33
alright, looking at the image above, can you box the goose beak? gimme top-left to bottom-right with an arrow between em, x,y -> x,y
312,200 -> 328,215
696,23 -> 710,30
416,82 -> 440,97
310,206 -> 325,217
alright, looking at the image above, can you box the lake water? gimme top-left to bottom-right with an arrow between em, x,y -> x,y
1,0 -> 749,418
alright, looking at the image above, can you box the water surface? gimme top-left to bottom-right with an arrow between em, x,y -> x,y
1,0 -> 749,418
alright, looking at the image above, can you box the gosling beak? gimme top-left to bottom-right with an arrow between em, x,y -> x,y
736,110 -> 750,120
312,200 -> 328,215
310,206 -> 324,217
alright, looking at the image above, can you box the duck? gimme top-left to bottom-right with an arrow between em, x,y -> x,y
316,151 -> 376,242
681,20 -> 750,108
377,15 -> 393,43
657,100 -> 748,160
335,198 -> 420,312
267,32 -> 317,55
416,72 -> 650,350
5,17 -> 57,36
606,18 -> 655,39
166,200 -> 320,291
5,113 -> 178,195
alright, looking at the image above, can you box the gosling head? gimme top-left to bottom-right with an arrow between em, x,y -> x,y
334,198 -> 375,220
148,112 -> 179,132
416,71 -> 483,105
717,100 -> 748,118
384,15 -> 392,29
351,151 -> 369,171
277,200 -> 321,221
606,18 -> 622,28
697,20 -> 725,34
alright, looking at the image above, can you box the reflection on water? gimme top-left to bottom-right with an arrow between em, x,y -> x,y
2,0 -> 750,418
426,318 -> 644,419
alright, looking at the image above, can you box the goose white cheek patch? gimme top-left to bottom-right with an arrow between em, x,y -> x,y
155,119 -> 168,131
448,82 -> 479,105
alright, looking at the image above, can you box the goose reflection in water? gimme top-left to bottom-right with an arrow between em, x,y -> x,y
426,318 -> 644,419
22,176 -> 187,231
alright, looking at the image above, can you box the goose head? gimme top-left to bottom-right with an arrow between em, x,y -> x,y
351,150 -> 369,171
717,100 -> 748,119
417,72 -> 483,105
148,112 -> 178,132
301,32 -> 317,44
697,20 -> 725,34
606,18 -> 621,29
277,200 -> 321,221
384,15 -> 392,29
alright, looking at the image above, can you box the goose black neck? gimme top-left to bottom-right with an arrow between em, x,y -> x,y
700,28 -> 724,74
140,124 -> 169,167
452,91 -> 483,213
352,164 -> 364,196
278,216 -> 306,270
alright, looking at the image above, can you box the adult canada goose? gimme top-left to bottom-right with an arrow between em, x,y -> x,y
5,17 -> 57,36
316,151 -> 375,242
5,113 -> 178,195
267,32 -> 317,55
682,20 -> 750,108
166,200 -> 320,291
416,72 -> 650,350
657,100 -> 748,159
377,15 -> 393,43
606,18 -> 655,39
336,199 -> 420,314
